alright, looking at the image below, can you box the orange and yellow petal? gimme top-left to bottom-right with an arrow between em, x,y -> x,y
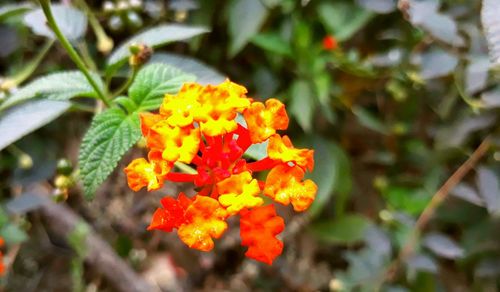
217,171 -> 263,215
268,134 -> 314,171
139,112 -> 163,137
199,112 -> 238,137
160,83 -> 203,127
177,196 -> 228,251
243,98 -> 289,143
264,164 -> 317,212
240,205 -> 284,265
124,156 -> 172,191
148,121 -> 201,163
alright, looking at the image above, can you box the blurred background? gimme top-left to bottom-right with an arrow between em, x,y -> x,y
0,0 -> 499,291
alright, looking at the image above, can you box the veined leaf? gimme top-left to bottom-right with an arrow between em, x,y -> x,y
251,32 -> 292,57
289,80 -> 315,132
107,24 -> 209,71
310,214 -> 372,244
0,99 -> 70,151
0,71 -> 103,111
79,108 -> 141,200
79,63 -> 193,199
23,4 -> 87,41
128,63 -> 195,111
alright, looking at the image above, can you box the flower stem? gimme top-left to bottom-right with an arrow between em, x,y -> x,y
38,0 -> 111,107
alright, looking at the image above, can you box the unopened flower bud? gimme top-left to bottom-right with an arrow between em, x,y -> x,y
57,159 -> 73,175
129,43 -> 153,67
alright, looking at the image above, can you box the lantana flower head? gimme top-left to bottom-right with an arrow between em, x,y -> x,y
125,80 -> 317,264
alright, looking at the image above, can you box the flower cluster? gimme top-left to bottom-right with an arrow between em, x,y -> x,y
125,80 -> 317,264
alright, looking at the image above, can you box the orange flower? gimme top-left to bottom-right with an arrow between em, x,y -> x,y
268,134 -> 314,171
124,151 -> 173,191
243,99 -> 289,143
217,171 -> 263,215
322,35 -> 338,50
0,237 -> 4,276
178,196 -> 228,251
240,205 -> 284,265
264,164 -> 317,212
196,80 -> 251,136
126,80 -> 318,264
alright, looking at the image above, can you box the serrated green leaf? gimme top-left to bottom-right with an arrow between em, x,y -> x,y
0,71 -> 103,111
79,108 -> 141,200
0,99 -> 70,151
0,3 -> 33,22
107,24 -> 209,71
318,2 -> 373,41
128,63 -> 195,111
228,0 -> 269,57
23,4 -> 87,41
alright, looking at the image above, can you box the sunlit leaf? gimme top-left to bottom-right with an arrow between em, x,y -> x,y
481,0 -> 500,65
23,4 -> 87,41
107,24 -> 209,70
0,99 -> 70,151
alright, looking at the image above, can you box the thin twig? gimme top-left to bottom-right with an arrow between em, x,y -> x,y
383,136 -> 492,283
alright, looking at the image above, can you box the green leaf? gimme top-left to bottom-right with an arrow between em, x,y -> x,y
79,108 -> 141,200
352,106 -> 389,134
228,0 -> 269,57
310,214 -> 372,244
149,53 -> 226,85
23,4 -> 87,41
107,24 -> 209,71
0,71 -> 103,111
318,2 -> 373,41
128,63 -> 195,111
79,63 -> 193,200
251,32 -> 292,57
0,99 -> 70,151
289,80 -> 315,132
0,3 -> 33,22
0,223 -> 28,245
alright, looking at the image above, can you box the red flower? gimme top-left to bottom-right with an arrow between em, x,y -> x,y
322,35 -> 338,50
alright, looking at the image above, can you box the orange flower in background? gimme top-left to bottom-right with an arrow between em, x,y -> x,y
0,237 -> 5,276
125,79 -> 317,264
322,35 -> 338,50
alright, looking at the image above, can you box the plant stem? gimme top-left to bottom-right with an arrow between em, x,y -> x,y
381,136 -> 492,285
111,67 -> 138,98
74,0 -> 114,54
38,0 -> 111,107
